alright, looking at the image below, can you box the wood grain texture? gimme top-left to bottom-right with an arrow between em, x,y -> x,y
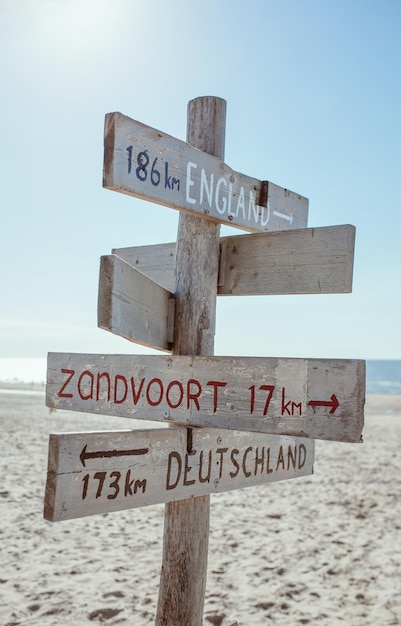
103,111 -> 308,233
46,352 -> 365,443
113,242 -> 177,291
98,254 -> 174,351
44,428 -> 315,522
113,224 -> 355,296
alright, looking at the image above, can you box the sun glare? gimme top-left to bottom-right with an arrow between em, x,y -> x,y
39,0 -> 115,58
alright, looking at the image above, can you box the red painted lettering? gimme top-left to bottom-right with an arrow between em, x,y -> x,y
114,374 -> 128,404
146,378 -> 163,406
78,370 -> 94,401
261,385 -> 275,415
249,384 -> 275,415
96,372 -> 110,402
281,388 -> 303,416
187,379 -> 202,410
130,376 -> 145,404
292,401 -> 302,416
166,380 -> 184,409
206,380 -> 227,412
281,387 -> 291,415
58,368 -> 75,398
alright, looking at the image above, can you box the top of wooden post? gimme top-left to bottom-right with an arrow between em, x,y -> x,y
187,96 -> 227,161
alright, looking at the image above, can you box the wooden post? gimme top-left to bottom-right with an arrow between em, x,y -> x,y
155,97 -> 227,625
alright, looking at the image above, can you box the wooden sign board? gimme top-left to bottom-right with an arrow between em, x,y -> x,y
113,224 -> 355,296
46,353 -> 365,443
44,427 -> 315,522
103,112 -> 309,233
98,255 -> 175,351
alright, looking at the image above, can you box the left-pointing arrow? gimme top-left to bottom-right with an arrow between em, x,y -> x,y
80,444 -> 149,467
307,394 -> 339,414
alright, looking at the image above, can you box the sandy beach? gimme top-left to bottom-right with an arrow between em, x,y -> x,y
1,390 -> 400,625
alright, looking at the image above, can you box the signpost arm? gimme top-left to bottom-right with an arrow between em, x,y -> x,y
155,97 -> 226,625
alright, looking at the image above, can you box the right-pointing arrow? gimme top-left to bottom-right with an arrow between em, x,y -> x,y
308,394 -> 339,414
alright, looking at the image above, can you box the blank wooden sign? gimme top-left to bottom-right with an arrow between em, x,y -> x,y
98,254 -> 175,351
113,225 -> 355,296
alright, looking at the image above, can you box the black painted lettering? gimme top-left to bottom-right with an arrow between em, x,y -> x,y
242,446 -> 252,478
165,161 -> 180,191
126,145 -> 133,173
166,451 -> 182,490
199,449 -> 212,483
266,447 -> 273,474
183,450 -> 196,486
287,445 -> 297,470
298,443 -> 307,469
134,479 -> 146,494
93,472 -> 107,498
125,469 -> 135,496
229,449 -> 240,478
82,473 -> 89,499
254,447 -> 265,475
136,150 -> 149,181
150,157 -> 160,186
107,471 -> 121,500
276,446 -> 285,470
216,447 -> 229,479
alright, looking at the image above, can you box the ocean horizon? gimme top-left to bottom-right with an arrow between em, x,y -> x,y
0,357 -> 400,395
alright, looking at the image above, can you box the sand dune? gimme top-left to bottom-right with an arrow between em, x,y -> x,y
1,391 -> 400,625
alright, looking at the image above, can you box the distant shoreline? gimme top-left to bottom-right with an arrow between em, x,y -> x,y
0,381 -> 45,393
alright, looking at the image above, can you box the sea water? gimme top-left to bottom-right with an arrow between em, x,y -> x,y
365,360 -> 401,395
0,357 -> 400,395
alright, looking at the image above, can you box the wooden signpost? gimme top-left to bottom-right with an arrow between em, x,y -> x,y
98,254 -> 175,351
98,224 -> 356,350
44,427 -> 314,522
46,352 -> 364,443
112,224 -> 356,296
103,111 -> 309,233
44,96 -> 365,626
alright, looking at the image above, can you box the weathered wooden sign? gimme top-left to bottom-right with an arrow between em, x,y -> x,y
46,353 -> 365,443
44,427 -> 315,522
103,112 -> 309,233
98,254 -> 175,351
112,224 -> 355,296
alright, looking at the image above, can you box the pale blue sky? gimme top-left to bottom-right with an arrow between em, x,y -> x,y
1,0 -> 400,361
